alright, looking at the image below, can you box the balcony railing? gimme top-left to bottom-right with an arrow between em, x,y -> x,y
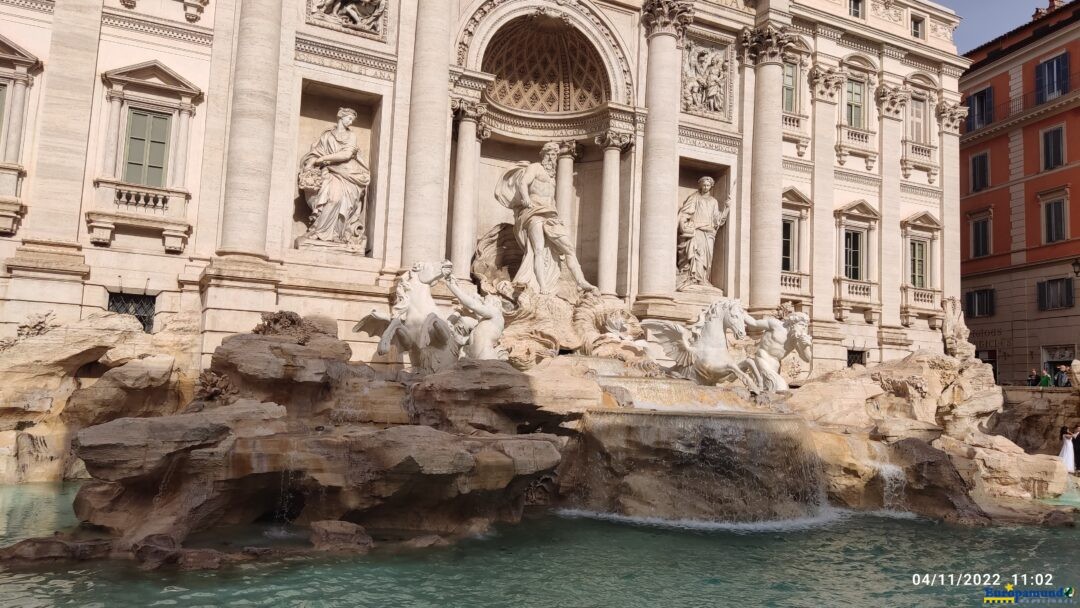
780,271 -> 811,299
836,125 -> 878,170
901,138 -> 940,182
782,113 -> 810,157
900,285 -> 944,328
93,177 -> 189,218
965,71 -> 1080,133
833,277 -> 881,322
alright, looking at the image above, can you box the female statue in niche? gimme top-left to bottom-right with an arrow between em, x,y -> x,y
298,107 -> 371,252
677,176 -> 728,291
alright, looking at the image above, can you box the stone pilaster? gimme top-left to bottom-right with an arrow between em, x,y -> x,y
636,0 -> 694,299
2,74 -> 30,165
809,65 -> 845,324
450,99 -> 485,279
743,23 -> 795,313
595,130 -> 633,295
217,0 -> 285,259
556,140 -> 581,237
399,0 -> 453,267
170,104 -> 194,189
876,84 -> 910,328
937,101 -> 967,301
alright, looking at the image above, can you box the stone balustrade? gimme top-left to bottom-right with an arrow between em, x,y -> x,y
780,271 -> 811,299
833,276 -> 882,322
836,125 -> 878,170
901,138 -> 940,183
900,284 -> 944,328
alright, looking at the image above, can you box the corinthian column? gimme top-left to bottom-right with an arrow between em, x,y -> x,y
217,0 -> 284,258
808,66 -> 846,323
937,101 -> 967,300
595,130 -> 633,295
556,141 -> 580,235
876,84 -> 911,327
637,0 -> 694,297
743,24 -> 795,312
399,0 -> 453,267
450,99 -> 485,279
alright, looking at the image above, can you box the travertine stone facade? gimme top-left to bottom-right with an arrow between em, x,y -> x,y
0,0 -> 966,373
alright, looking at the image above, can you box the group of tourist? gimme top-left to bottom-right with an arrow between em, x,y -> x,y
1027,365 -> 1073,387
1061,426 -> 1080,474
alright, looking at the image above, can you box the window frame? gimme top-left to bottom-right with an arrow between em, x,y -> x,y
846,78 -> 867,129
966,87 -> 994,130
965,288 -> 996,318
1035,52 -> 1070,105
1040,124 -> 1065,172
843,228 -> 866,281
970,214 -> 991,258
1043,198 -> 1067,244
969,151 -> 990,193
848,0 -> 864,19
122,107 -> 172,188
911,15 -> 925,39
782,61 -> 798,114
1037,278 -> 1075,311
909,238 -> 929,288
781,218 -> 795,273
908,95 -> 929,144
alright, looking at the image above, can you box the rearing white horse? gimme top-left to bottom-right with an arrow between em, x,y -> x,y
642,298 -> 759,390
354,261 -> 460,373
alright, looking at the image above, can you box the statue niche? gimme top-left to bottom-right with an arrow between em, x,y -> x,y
677,176 -> 728,292
297,107 -> 371,254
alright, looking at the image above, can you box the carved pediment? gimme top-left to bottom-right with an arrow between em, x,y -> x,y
102,60 -> 202,102
782,186 -> 812,208
0,33 -> 40,71
901,211 -> 942,231
835,199 -> 880,221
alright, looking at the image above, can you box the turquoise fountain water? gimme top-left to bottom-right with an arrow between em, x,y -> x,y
0,483 -> 1077,608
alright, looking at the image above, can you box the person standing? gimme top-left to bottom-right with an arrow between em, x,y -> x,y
1027,369 -> 1040,386
1055,365 -> 1072,387
1073,424 -> 1080,473
1061,427 -> 1076,473
1038,369 -> 1054,387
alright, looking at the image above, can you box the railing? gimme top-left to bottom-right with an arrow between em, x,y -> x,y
93,177 -> 189,218
838,125 -> 876,153
834,277 -> 879,305
965,70 -> 1080,133
114,184 -> 170,211
780,271 -> 811,298
902,139 -> 936,162
782,113 -> 806,132
901,285 -> 941,310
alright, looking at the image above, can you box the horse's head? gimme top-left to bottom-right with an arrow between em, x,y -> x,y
718,298 -> 748,340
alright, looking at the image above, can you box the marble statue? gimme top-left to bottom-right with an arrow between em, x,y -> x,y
573,292 -> 659,374
683,41 -> 728,114
444,273 -> 508,362
677,176 -> 728,291
298,107 -> 371,252
311,0 -> 386,34
495,142 -> 598,296
642,298 -> 759,389
941,296 -> 976,360
739,311 -> 813,392
354,261 -> 459,373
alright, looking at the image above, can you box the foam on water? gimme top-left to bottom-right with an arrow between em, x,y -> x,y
555,506 -> 853,534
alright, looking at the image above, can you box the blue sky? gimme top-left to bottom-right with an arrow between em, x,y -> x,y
941,0 -> 1055,54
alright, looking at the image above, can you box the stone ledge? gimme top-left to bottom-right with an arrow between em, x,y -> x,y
85,211 -> 191,254
0,198 -> 27,236
3,239 -> 89,278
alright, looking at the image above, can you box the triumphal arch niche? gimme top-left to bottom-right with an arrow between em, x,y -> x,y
449,1 -> 640,301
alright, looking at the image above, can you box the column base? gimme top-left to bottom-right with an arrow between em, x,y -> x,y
632,290 -> 726,322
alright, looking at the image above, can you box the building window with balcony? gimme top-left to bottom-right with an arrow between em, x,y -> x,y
123,109 -> 171,188
844,229 -> 865,281
846,80 -> 865,128
1036,53 -> 1070,104
1043,198 -> 1067,243
965,288 -> 995,318
909,239 -> 928,288
966,87 -> 993,131
1042,125 -> 1065,171
908,97 -> 928,143
783,62 -> 798,113
970,151 -> 989,192
782,219 -> 795,272
971,215 -> 991,258
1037,278 -> 1075,311
849,0 -> 863,18
911,16 -> 925,39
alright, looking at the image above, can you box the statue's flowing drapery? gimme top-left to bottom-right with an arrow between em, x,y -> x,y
301,128 -> 370,245
495,164 -> 566,294
677,192 -> 722,288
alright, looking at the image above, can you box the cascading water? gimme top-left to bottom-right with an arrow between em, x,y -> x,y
563,409 -> 827,523
872,462 -> 908,511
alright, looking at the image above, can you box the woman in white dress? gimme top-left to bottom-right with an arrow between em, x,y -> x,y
1060,426 -> 1076,473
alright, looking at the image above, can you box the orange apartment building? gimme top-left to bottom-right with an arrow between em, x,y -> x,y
960,0 -> 1080,384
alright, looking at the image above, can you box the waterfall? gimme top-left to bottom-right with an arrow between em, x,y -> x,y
872,462 -> 907,511
570,409 -> 827,523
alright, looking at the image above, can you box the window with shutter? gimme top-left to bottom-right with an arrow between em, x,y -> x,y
1042,127 -> 1064,171
844,229 -> 864,281
846,80 -> 864,128
123,109 -> 170,187
909,98 -> 927,143
971,153 -> 989,192
782,219 -> 794,272
966,289 -> 995,317
1039,278 -> 1073,310
1037,54 -> 1070,104
968,88 -> 993,130
910,240 -> 927,288
1044,199 -> 1067,243
782,63 -> 797,114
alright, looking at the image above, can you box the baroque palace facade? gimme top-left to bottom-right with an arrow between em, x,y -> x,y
0,0 -> 967,372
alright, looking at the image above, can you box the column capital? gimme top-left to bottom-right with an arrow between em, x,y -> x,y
556,139 -> 582,160
642,0 -> 695,40
595,130 -> 634,153
451,98 -> 487,122
739,23 -> 795,67
179,102 -> 196,116
876,84 -> 911,120
936,100 -> 968,135
809,65 -> 846,104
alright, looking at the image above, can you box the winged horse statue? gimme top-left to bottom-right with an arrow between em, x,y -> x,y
641,298 -> 760,391
353,260 -> 461,373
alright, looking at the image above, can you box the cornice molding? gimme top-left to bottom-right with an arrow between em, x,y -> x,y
101,8 -> 213,46
295,35 -> 397,81
0,0 -> 52,14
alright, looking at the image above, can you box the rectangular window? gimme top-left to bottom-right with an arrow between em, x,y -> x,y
911,17 -> 924,39
1044,199 -> 1067,243
782,63 -> 797,114
1042,126 -> 1064,171
971,217 -> 991,258
782,219 -> 795,272
1037,278 -> 1075,311
965,289 -> 995,318
847,350 -> 868,367
1036,53 -> 1070,104
844,229 -> 864,281
123,109 -> 170,188
846,80 -> 865,128
849,0 -> 863,18
107,292 -> 156,333
970,152 -> 989,192
909,98 -> 927,143
910,239 -> 928,288
966,88 -> 994,130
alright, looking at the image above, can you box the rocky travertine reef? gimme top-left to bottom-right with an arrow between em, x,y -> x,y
0,313 -> 1074,569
